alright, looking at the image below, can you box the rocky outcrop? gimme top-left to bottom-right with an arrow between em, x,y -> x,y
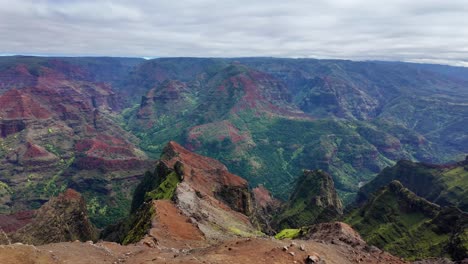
274,170 -> 343,229
4,189 -> 98,245
161,141 -> 253,215
104,141 -> 259,247
251,185 -> 282,235
303,222 -> 366,247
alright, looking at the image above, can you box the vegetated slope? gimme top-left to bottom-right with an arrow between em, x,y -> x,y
121,57 -> 467,202
0,57 -> 152,227
345,180 -> 468,261
357,157 -> 468,211
238,58 -> 468,157
273,169 -> 343,230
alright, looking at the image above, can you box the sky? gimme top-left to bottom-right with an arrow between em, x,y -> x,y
1,0 -> 468,66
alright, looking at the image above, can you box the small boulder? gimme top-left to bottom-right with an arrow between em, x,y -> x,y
305,254 -> 321,264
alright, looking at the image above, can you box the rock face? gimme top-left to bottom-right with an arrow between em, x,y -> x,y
161,141 -> 253,215
303,222 -> 366,247
251,185 -> 282,235
346,180 -> 468,261
274,170 -> 343,229
104,141 -> 259,247
4,189 -> 98,245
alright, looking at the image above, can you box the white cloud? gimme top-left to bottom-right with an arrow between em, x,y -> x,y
0,0 -> 467,66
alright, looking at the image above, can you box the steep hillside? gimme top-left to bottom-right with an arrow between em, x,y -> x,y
357,157 -> 468,211
345,181 -> 468,261
274,170 -> 343,229
238,58 -> 468,157
0,57 -> 152,227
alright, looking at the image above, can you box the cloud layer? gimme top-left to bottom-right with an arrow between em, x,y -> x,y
1,0 -> 467,66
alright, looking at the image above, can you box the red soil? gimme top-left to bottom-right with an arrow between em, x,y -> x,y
23,142 -> 54,159
146,200 -> 205,248
0,211 -> 35,233
252,185 -> 281,208
0,237 -> 410,264
162,141 -> 247,196
75,139 -> 134,158
0,89 -> 51,119
60,189 -> 82,201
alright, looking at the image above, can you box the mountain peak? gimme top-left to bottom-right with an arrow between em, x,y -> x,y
161,141 -> 248,191
274,169 -> 343,229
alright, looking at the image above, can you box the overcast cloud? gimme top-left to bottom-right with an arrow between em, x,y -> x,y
1,0 -> 468,66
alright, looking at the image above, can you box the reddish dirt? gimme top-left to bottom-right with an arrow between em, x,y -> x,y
223,69 -> 311,120
187,120 -> 251,145
0,211 -> 35,233
0,237 -> 409,264
0,89 -> 51,119
75,139 -> 135,157
162,141 -> 247,196
22,142 -> 53,159
252,185 -> 281,208
60,189 -> 81,201
146,200 -> 205,248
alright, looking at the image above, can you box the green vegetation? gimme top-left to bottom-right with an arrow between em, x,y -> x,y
273,170 -> 343,229
193,116 -> 398,203
358,158 -> 468,211
121,202 -> 155,245
145,171 -> 180,200
130,161 -> 182,213
44,143 -> 61,157
117,58 -> 467,207
103,160 -> 183,243
274,228 -> 302,240
86,188 -> 133,228
86,196 -> 108,217
345,181 -> 467,261
18,153 -> 75,202
0,181 -> 11,193
228,226 -> 264,237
